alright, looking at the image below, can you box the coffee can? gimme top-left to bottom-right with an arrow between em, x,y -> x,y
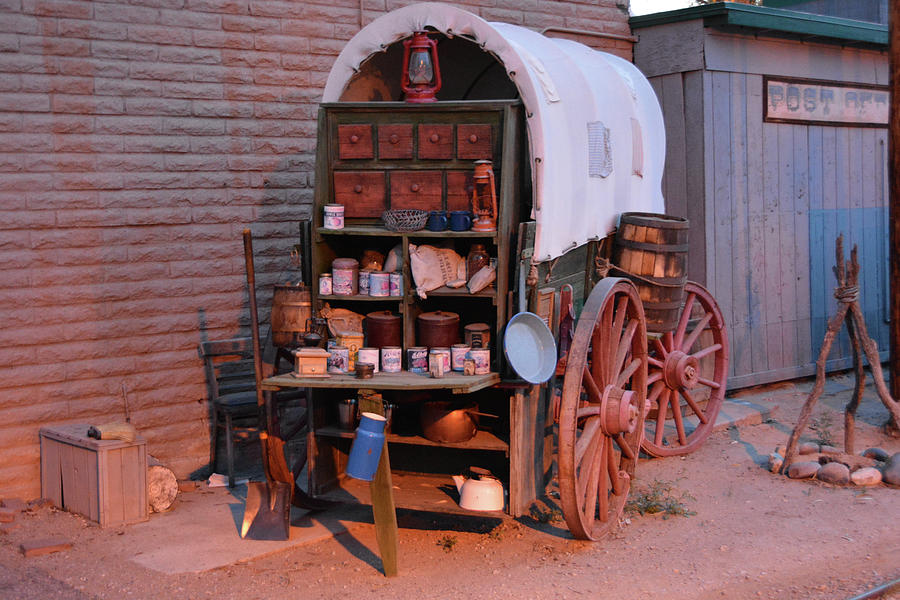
451,344 -> 470,372
389,272 -> 403,297
358,270 -> 370,296
323,203 -> 344,230
407,346 -> 428,373
430,347 -> 451,374
357,347 -> 379,373
369,271 -> 390,297
468,348 -> 490,375
327,346 -> 349,373
380,346 -> 402,373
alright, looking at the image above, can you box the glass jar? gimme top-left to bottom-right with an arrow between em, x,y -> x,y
466,243 -> 490,281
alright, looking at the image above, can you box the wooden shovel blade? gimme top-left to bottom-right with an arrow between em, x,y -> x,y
240,480 -> 291,541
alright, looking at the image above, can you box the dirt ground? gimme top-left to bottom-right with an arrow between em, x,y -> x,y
1,373 -> 898,600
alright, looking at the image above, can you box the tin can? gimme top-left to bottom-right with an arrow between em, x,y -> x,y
407,346 -> 428,373
338,332 -> 363,370
369,271 -> 390,297
323,203 -> 344,230
468,348 -> 490,375
332,258 -> 359,296
430,347 -> 451,374
327,345 -> 349,373
389,272 -> 403,297
380,346 -> 402,372
451,344 -> 470,372
358,270 -> 370,296
357,347 -> 379,373
318,273 -> 333,296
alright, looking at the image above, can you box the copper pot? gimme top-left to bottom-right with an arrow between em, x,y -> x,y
420,400 -> 479,443
416,310 -> 459,349
364,311 -> 402,348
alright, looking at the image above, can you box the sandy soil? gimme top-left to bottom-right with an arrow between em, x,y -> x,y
1,373 -> 898,600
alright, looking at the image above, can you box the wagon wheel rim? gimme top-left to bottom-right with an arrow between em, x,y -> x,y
641,281 -> 729,457
558,278 -> 648,541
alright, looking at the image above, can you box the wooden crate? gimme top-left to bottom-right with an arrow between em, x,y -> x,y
40,424 -> 149,528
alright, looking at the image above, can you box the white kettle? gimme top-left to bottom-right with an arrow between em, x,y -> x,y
452,467 -> 504,512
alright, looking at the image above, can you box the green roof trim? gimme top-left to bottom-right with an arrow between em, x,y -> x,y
629,2 -> 887,46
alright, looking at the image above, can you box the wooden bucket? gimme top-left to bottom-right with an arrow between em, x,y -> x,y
612,212 -> 689,333
271,284 -> 311,347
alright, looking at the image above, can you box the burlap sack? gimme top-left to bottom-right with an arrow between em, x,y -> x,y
409,244 -> 466,299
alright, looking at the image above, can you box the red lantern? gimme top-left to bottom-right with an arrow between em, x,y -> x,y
470,160 -> 497,232
401,31 -> 441,103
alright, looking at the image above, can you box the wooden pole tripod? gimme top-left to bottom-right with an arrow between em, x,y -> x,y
781,235 -> 900,472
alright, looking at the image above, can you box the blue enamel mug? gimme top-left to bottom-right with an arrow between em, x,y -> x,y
449,210 -> 472,231
426,210 -> 448,231
345,412 -> 387,481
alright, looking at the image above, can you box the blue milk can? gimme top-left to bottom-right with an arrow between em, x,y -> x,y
346,412 -> 387,481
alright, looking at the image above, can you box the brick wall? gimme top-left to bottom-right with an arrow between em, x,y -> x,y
0,0 -> 631,500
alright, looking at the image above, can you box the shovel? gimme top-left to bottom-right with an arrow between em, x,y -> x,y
240,229 -> 293,541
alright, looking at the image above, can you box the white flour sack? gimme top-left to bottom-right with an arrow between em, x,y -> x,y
409,244 -> 466,299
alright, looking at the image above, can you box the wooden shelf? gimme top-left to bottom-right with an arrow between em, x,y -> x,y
318,294 -> 401,302
318,225 -> 497,240
424,285 -> 495,298
315,426 -> 509,452
262,370 -> 500,394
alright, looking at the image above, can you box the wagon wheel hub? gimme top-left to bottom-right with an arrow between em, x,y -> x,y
599,385 -> 640,436
663,350 -> 700,390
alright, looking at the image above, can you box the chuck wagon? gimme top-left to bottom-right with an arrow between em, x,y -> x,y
263,3 -> 729,542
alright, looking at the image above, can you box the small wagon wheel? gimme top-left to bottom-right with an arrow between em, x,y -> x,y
558,278 -> 648,541
641,281 -> 729,457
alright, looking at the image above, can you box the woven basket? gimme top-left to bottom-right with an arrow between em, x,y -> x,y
382,209 -> 427,232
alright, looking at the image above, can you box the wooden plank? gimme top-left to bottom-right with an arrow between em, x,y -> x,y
20,537 -> 72,558
702,70 -> 717,298
792,124 -> 811,368
39,436 -> 61,508
808,125 -> 827,369
661,73 -> 688,219
745,74 -> 768,375
508,385 -> 541,518
262,371 -> 499,394
684,70 -> 707,285
761,121 -> 784,371
103,449 -> 123,528
710,71 -> 734,375
777,124 -> 798,370
632,19 -> 706,78
729,72 -> 752,378
358,393 -> 398,577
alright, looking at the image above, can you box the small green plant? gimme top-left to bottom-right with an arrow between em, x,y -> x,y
436,534 -> 457,552
809,414 -> 835,446
529,505 -> 564,524
625,479 -> 696,519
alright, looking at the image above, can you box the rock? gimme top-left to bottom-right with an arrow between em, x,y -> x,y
26,498 -> 53,511
799,442 -> 820,455
862,447 -> 890,462
787,461 -> 819,479
768,452 -> 784,473
19,537 -> 71,558
819,445 -> 840,455
882,453 -> 900,486
850,467 -> 882,486
817,462 -> 850,485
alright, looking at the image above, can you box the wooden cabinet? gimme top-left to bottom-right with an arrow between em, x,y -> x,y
306,101 -> 544,516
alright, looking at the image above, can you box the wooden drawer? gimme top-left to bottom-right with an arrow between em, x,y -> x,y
378,124 -> 413,159
418,124 -> 452,159
457,124 -> 492,159
337,124 -> 374,160
390,170 -> 442,211
333,171 -> 385,217
446,170 -> 473,212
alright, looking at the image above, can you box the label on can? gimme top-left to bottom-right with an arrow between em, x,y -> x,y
323,203 -> 344,230
357,347 -> 379,373
451,344 -> 470,372
389,272 -> 403,297
332,268 -> 355,295
469,348 -> 490,374
430,347 -> 451,373
358,270 -> 370,296
407,347 -> 428,373
327,346 -> 349,373
369,271 -> 390,297
318,274 -> 333,296
381,347 -> 402,372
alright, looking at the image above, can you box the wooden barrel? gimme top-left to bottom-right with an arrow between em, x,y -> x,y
612,212 -> 689,333
271,284 -> 311,347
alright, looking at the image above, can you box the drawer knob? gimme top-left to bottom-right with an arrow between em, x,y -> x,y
468,134 -> 478,144
410,183 -> 420,192
389,134 -> 399,144
429,133 -> 439,143
354,184 -> 363,193
350,134 -> 359,144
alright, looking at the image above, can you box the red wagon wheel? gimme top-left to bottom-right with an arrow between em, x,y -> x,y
558,278 -> 648,541
641,281 -> 729,457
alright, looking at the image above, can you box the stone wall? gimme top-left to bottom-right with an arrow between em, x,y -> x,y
0,0 -> 632,500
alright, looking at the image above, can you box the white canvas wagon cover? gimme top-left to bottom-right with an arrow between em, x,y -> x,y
323,2 -> 666,263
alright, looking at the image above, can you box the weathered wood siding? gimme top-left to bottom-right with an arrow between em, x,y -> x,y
642,34 -> 889,390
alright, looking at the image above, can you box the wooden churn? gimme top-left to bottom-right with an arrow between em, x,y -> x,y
271,284 -> 312,347
612,212 -> 689,333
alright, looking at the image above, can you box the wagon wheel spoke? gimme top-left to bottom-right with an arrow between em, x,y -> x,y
648,356 -> 664,369
648,380 -> 665,405
641,282 -> 729,458
558,279 -> 647,541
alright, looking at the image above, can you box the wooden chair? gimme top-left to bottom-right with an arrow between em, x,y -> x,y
198,337 -> 302,487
